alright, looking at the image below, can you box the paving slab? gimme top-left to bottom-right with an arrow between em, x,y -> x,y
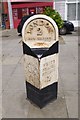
65,91 -> 78,118
78,90 -> 80,119
3,64 -> 25,91
2,65 -> 16,91
1,29 -> 78,118
2,90 -> 29,118
59,33 -> 78,118
2,56 -> 21,65
27,97 -> 68,118
0,91 -> 2,119
0,65 -> 2,91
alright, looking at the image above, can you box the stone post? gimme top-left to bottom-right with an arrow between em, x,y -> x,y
22,14 -> 59,108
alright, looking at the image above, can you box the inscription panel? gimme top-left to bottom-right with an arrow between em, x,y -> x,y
23,18 -> 56,48
24,54 -> 40,89
24,54 -> 58,89
40,54 -> 58,89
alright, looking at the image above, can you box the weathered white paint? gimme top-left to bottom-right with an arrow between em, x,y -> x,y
23,18 -> 57,48
24,55 -> 40,89
22,14 -> 59,44
40,54 -> 58,89
22,14 -> 59,89
24,54 -> 58,89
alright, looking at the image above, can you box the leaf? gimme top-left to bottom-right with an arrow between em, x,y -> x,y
43,7 -> 63,29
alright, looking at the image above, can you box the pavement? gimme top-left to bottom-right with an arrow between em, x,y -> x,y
0,28 -> 78,118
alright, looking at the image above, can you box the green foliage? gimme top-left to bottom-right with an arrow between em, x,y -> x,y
43,7 -> 63,29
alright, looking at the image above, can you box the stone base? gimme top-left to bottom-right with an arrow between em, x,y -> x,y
26,82 -> 58,108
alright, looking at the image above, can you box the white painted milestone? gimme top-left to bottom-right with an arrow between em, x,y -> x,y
22,14 -> 59,89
